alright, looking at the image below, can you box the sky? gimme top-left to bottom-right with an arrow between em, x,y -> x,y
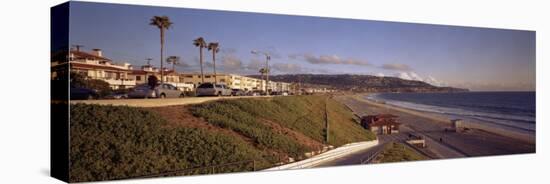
68,2 -> 536,91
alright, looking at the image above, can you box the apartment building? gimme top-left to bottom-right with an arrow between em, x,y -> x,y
129,65 -> 194,91
53,48 -> 291,92
52,49 -> 137,89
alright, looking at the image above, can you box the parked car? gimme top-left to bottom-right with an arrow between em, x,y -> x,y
156,83 -> 186,98
70,86 -> 98,100
231,88 -> 246,96
128,84 -> 156,98
128,83 -> 185,98
104,92 -> 128,99
196,82 -> 232,96
247,90 -> 262,96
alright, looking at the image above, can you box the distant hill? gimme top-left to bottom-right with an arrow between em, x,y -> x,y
248,74 -> 469,93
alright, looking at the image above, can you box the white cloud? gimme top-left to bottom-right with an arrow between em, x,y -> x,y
381,63 -> 413,71
425,76 -> 445,87
394,72 -> 445,87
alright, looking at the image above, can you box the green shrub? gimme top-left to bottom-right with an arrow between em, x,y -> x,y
70,72 -> 111,97
69,104 -> 267,182
376,142 -> 427,163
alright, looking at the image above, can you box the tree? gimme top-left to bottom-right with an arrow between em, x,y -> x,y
166,56 -> 180,72
193,37 -> 207,83
147,75 -> 158,89
207,42 -> 220,84
149,16 -> 173,84
70,72 -> 111,97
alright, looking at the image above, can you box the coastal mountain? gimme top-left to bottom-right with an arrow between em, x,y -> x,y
248,74 -> 469,93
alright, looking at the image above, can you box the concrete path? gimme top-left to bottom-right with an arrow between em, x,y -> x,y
313,142 -> 387,167
70,96 -> 272,107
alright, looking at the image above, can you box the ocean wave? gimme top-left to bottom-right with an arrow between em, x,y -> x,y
366,94 -> 535,131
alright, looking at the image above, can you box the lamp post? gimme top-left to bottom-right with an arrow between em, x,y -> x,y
251,50 -> 271,94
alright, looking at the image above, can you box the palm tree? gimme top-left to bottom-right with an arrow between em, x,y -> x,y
259,68 -> 268,92
166,56 -> 180,72
193,37 -> 207,83
149,16 -> 173,84
207,42 -> 220,84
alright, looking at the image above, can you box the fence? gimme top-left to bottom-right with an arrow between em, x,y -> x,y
359,143 -> 387,164
265,140 -> 379,170
115,160 -> 256,180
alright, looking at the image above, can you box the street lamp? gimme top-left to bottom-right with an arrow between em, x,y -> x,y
251,50 -> 271,95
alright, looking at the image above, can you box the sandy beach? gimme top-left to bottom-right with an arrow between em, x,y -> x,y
335,94 -> 535,158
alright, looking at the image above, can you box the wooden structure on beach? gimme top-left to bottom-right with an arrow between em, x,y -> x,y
361,114 -> 401,135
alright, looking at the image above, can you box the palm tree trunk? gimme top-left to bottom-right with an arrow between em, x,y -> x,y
160,28 -> 165,84
200,47 -> 204,83
265,60 -> 269,93
213,50 -> 217,84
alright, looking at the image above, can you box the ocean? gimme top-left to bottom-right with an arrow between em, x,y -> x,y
366,92 -> 536,132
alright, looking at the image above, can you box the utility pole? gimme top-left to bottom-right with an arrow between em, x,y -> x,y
266,55 -> 270,93
72,44 -> 84,52
251,50 -> 271,95
325,96 -> 330,143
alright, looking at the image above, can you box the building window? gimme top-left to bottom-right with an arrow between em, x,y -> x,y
136,76 -> 141,81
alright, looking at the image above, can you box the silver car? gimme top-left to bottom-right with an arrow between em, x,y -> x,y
128,83 -> 185,99
196,83 -> 232,96
128,84 -> 156,98
155,83 -> 186,98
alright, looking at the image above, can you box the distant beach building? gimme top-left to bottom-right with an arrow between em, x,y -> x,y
361,114 -> 401,134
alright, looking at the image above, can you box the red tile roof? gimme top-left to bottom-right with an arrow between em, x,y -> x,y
70,50 -> 112,61
70,62 -> 127,71
361,114 -> 401,127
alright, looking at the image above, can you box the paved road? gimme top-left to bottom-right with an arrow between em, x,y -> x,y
70,95 -> 273,107
312,95 -> 467,168
314,142 -> 387,167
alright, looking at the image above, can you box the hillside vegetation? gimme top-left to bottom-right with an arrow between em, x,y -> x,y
375,142 -> 427,163
190,95 -> 375,150
248,74 -> 469,92
70,104 -> 267,182
69,95 -> 375,182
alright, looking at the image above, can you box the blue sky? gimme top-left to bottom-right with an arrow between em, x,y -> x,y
68,1 -> 535,91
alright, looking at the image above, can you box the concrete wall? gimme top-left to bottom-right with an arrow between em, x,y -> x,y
264,139 -> 379,170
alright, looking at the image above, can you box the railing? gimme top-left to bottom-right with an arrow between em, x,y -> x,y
265,140 -> 379,170
115,160 -> 256,180
359,143 -> 387,164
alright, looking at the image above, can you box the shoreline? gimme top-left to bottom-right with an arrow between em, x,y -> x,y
351,94 -> 535,144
